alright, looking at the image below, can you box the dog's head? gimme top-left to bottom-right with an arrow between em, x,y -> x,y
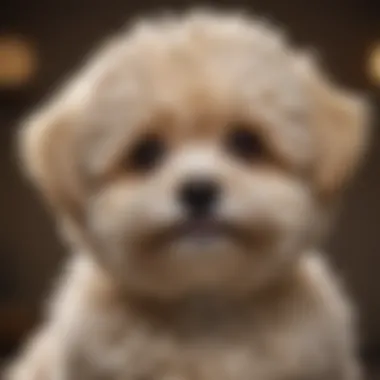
18,12 -> 369,297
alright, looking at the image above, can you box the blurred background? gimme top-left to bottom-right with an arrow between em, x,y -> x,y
0,0 -> 379,377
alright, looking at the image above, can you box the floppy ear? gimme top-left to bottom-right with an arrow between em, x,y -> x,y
298,56 -> 371,199
18,100 -> 84,221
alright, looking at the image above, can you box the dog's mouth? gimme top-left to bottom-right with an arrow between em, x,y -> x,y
138,215 -> 277,255
175,218 -> 230,242
143,217 -> 252,252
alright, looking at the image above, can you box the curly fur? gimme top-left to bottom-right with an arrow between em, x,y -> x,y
6,10 -> 369,380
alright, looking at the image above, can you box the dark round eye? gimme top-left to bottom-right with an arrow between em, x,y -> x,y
225,126 -> 266,162
127,134 -> 166,172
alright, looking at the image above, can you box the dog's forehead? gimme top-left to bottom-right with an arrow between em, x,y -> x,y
78,14 -> 309,130
74,14 -> 314,172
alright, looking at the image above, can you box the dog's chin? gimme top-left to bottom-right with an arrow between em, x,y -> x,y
114,217 -> 297,297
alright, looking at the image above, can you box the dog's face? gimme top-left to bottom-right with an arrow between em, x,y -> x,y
19,13 -> 369,297
84,103 -> 317,297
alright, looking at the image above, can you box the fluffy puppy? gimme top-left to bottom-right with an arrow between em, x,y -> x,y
6,10 -> 369,380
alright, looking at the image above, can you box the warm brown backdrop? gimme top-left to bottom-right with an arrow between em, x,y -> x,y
0,0 -> 379,362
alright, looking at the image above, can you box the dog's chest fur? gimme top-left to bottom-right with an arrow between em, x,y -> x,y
71,291 -> 329,380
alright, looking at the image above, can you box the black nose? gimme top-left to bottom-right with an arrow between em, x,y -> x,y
179,179 -> 220,216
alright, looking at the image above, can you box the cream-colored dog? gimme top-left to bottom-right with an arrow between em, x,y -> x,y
6,10 -> 369,380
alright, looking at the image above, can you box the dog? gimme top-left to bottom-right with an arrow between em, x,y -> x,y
6,10 -> 370,380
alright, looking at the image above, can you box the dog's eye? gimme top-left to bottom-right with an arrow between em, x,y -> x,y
225,125 -> 266,162
126,134 -> 165,172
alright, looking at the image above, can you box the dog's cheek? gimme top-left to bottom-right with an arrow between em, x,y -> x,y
85,182 -> 145,255
225,169 -> 316,250
227,172 -> 318,289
